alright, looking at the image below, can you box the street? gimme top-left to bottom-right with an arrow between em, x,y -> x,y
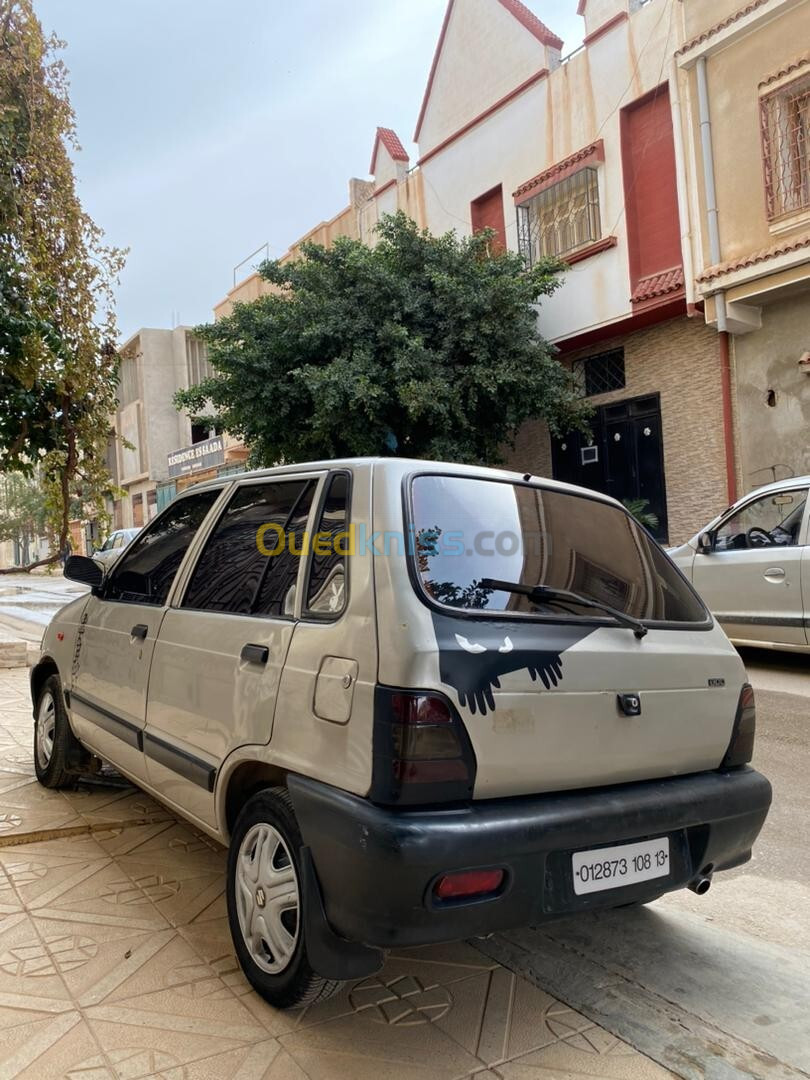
0,578 -> 808,1078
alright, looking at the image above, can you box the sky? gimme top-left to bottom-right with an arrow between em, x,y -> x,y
35,0 -> 585,342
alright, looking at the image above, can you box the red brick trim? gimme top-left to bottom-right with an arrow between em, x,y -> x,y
513,140 -> 604,203
564,235 -> 618,265
758,53 -> 809,89
414,0 -> 455,143
417,69 -> 549,167
576,0 -> 587,15
583,11 -> 628,47
676,0 -> 769,56
696,233 -> 810,282
369,128 -> 409,175
372,178 -> 397,199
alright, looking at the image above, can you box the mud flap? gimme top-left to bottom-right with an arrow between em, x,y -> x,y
300,846 -> 384,981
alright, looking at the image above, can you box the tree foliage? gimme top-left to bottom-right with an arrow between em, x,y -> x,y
0,0 -> 124,570
177,213 -> 590,466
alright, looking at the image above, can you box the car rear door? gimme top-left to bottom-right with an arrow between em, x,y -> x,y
69,488 -> 222,782
143,473 -> 323,829
693,486 -> 808,647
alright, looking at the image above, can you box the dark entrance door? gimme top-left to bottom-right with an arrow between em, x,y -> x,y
551,393 -> 668,542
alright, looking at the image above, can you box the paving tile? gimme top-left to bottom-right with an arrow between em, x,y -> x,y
0,910 -> 78,1024
0,1011 -> 112,1079
68,788 -> 174,828
163,1041 -> 307,1080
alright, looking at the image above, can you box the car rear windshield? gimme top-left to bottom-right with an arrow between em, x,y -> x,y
409,475 -> 708,626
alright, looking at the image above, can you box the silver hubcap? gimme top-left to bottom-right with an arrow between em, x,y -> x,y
235,823 -> 299,974
35,692 -> 56,769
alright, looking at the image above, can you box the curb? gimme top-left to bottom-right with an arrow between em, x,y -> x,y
0,640 -> 39,669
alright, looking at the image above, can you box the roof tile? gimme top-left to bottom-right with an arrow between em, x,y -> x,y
631,266 -> 685,303
369,127 -> 409,175
696,233 -> 810,283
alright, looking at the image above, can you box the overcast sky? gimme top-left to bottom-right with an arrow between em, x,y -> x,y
35,0 -> 585,341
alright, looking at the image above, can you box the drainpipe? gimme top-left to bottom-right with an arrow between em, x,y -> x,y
695,55 -> 737,503
669,57 -> 696,314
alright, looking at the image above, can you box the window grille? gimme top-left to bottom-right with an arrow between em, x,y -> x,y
761,71 -> 810,219
516,167 -> 601,266
572,349 -> 625,397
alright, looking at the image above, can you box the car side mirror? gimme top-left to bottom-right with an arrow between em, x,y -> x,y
64,554 -> 104,589
697,531 -> 714,554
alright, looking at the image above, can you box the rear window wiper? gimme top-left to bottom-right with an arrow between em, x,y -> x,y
480,578 -> 648,638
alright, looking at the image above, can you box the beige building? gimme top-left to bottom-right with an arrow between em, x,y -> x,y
111,327 -> 247,530
217,0 -> 808,543
675,0 -> 810,492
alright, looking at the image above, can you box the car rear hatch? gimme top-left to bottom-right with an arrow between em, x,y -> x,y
397,472 -> 744,800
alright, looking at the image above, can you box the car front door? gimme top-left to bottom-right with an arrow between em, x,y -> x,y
69,488 -> 223,782
143,474 -> 323,829
692,486 -> 809,647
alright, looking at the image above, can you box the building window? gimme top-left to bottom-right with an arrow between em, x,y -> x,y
132,492 -> 144,527
516,167 -> 601,265
572,349 -> 625,397
761,71 -> 810,220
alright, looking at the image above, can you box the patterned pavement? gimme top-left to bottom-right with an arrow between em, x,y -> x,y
0,667 -> 674,1080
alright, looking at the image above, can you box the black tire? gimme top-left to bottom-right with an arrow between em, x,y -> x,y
34,674 -> 88,789
226,787 -> 342,1009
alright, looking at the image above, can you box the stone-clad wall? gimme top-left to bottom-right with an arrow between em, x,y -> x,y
503,315 -> 729,545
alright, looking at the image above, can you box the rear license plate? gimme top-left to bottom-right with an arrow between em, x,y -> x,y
571,837 -> 670,896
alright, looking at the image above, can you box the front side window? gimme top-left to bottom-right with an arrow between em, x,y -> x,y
105,489 -> 220,605
182,479 -> 315,617
409,475 -> 707,625
761,70 -> 810,219
714,488 -> 807,550
516,167 -> 600,265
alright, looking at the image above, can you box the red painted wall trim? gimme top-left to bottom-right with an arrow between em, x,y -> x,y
583,11 -> 628,46
718,331 -> 738,502
555,298 -> 687,355
563,235 -> 618,265
416,68 -> 549,167
513,139 -> 604,203
414,0 -> 456,142
372,178 -> 397,199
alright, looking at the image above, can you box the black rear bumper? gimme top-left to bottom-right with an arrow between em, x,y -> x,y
288,767 -> 771,951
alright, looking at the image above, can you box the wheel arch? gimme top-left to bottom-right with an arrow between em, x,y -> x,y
30,656 -> 60,713
218,757 -> 289,841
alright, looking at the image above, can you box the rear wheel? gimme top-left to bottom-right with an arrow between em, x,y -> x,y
34,675 -> 87,789
226,787 -> 342,1009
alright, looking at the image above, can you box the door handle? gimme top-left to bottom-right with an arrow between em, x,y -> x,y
764,567 -> 786,580
130,624 -> 148,640
241,643 -> 269,665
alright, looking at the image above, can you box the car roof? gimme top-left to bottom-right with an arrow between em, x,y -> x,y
743,475 -> 810,499
179,457 -> 627,511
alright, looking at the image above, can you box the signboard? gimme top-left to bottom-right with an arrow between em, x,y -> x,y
167,435 -> 225,478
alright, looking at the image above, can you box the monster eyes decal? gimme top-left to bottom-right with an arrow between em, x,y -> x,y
455,633 -> 514,655
454,634 -> 487,655
434,613 -> 598,716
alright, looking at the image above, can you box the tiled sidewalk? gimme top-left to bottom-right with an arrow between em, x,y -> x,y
0,667 -> 673,1080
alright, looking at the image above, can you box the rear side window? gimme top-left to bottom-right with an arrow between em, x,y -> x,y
182,479 -> 315,617
305,472 -> 349,617
105,489 -> 220,606
409,475 -> 707,626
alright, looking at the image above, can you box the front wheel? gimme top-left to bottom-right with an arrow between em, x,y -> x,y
226,787 -> 342,1009
34,675 -> 88,789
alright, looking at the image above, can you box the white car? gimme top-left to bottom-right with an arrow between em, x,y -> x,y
33,459 -> 770,1008
669,477 -> 809,653
92,527 -> 141,568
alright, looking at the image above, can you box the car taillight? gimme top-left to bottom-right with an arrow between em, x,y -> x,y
371,687 -> 477,805
721,683 -> 756,768
434,869 -> 505,901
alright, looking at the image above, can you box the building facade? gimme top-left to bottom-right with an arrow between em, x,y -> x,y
218,0 -> 808,544
676,0 -> 810,491
110,327 -> 248,530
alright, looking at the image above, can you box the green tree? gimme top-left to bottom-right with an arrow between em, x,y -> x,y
177,213 -> 590,466
0,0 -> 125,571
0,470 -> 48,564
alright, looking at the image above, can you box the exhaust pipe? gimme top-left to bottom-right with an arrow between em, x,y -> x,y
688,875 -> 712,895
